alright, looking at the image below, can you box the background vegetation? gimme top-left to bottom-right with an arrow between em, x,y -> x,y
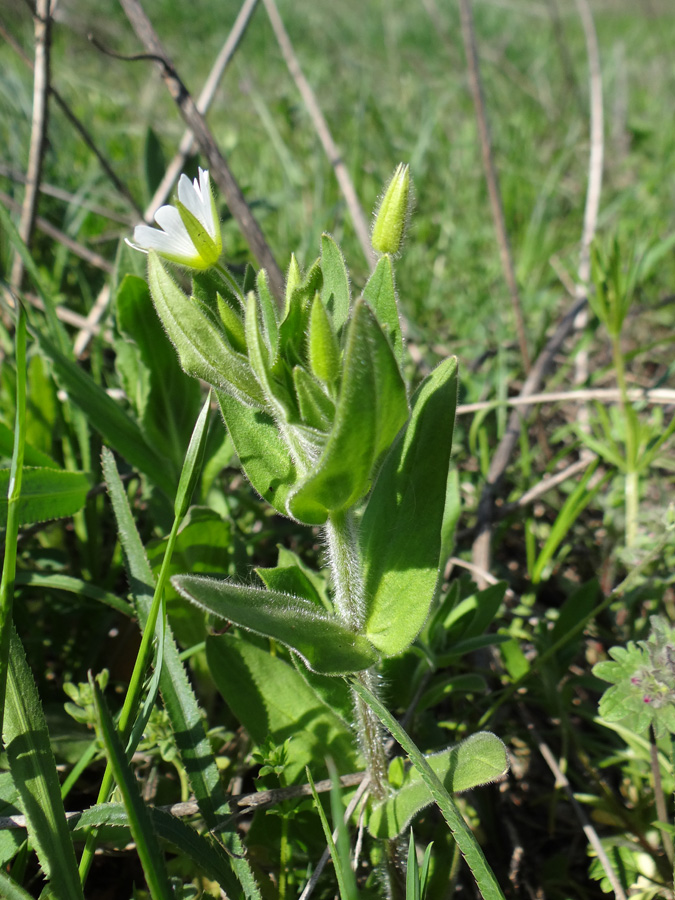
0,0 -> 674,897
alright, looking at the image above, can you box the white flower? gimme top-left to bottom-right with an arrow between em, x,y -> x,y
128,168 -> 222,270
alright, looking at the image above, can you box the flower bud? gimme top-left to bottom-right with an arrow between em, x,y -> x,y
371,163 -> 411,256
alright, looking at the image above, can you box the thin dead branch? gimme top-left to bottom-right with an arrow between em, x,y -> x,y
457,0 -> 530,372
118,0 -> 285,301
261,0 -> 375,270
8,0 -> 51,298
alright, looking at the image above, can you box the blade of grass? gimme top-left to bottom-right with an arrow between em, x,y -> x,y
0,299 -> 26,739
90,676 -> 173,900
351,678 -> 507,900
3,628 -> 85,900
306,766 -> 359,900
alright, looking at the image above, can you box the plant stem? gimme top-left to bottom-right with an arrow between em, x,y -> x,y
650,726 -> 674,865
611,332 -> 639,546
0,302 -> 27,742
79,514 -> 182,885
325,512 -> 388,802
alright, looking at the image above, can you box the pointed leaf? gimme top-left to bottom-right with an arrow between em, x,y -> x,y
3,629 -> 85,900
293,366 -> 335,430
362,254 -> 403,364
321,233 -> 350,334
288,300 -> 408,524
362,357 -> 458,656
173,575 -> 380,675
91,679 -> 173,900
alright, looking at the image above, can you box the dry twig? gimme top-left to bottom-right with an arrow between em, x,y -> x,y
7,0 -> 51,299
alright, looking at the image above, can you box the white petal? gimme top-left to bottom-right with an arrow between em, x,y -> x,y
198,169 -> 218,237
177,173 -> 206,225
153,206 -> 197,256
133,223 -> 184,255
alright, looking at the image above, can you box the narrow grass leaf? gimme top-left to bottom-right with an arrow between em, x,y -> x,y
406,828 -> 420,900
101,449 -> 228,823
351,678 -> 507,900
91,677 -> 173,900
306,767 -> 358,900
0,468 -> 89,527
3,629 -> 84,900
14,572 -> 132,616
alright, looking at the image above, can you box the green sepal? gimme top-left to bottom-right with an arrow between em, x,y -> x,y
256,269 -> 279,358
321,234 -> 350,335
215,389 -> 298,519
175,199 -> 221,268
173,575 -> 380,675
362,356 -> 458,656
309,293 -> 341,387
148,253 -> 264,407
287,299 -> 408,524
362,254 -> 403,365
285,254 -> 302,311
293,366 -> 335,431
216,293 -> 247,354
367,732 -> 508,839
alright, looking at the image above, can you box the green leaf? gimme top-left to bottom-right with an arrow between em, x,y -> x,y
116,274 -> 202,472
216,389 -> 298,518
148,252 -> 264,407
362,357 -> 458,656
206,633 -> 359,782
351,678 -> 507,900
3,628 -> 84,900
91,678 -> 173,900
321,233 -> 351,335
362,254 -> 403,364
0,467 -> 90,527
34,329 -> 175,496
255,563 -> 323,606
288,299 -> 408,524
307,765 -> 358,900
368,732 -> 508,838
173,575 -> 380,675
256,269 -> 279,357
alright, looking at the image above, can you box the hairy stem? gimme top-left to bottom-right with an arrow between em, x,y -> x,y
325,512 -> 388,802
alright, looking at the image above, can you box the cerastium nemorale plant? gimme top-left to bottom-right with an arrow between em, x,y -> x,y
131,165 -> 509,895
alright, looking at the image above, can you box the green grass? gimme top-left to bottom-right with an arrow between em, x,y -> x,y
1,1 -> 675,897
